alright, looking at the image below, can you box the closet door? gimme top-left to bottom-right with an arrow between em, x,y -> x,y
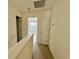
40,16 -> 49,45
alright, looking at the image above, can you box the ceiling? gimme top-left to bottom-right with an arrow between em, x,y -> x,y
9,0 -> 54,13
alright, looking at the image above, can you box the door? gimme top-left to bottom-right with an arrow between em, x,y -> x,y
16,16 -> 22,42
40,16 -> 49,45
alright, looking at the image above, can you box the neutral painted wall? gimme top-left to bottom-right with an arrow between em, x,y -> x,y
16,37 -> 33,59
8,3 -> 21,49
49,0 -> 69,59
22,11 -> 50,45
9,35 -> 33,59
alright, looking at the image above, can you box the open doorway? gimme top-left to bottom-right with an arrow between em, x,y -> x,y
28,16 -> 38,46
16,16 -> 22,42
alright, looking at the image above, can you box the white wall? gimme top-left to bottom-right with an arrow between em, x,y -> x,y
49,0 -> 69,59
8,3 -> 21,49
9,35 -> 33,59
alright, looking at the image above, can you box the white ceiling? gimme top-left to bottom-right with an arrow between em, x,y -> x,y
9,0 -> 54,13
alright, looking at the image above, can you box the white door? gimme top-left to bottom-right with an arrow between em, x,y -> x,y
40,16 -> 49,45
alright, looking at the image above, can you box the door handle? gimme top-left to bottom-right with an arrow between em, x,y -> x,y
52,24 -> 55,26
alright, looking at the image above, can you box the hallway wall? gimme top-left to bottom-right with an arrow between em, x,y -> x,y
8,3 -> 21,49
49,0 -> 69,59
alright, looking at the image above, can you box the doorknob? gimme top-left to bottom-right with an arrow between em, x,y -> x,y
52,24 -> 55,26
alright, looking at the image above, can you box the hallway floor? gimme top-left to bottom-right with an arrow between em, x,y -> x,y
33,35 -> 54,59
